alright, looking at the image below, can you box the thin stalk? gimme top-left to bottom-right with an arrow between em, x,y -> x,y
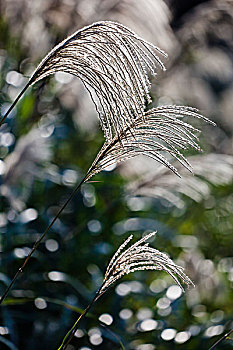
0,172 -> 89,305
209,328 -> 233,350
58,284 -> 106,350
0,81 -> 31,127
57,294 -> 98,350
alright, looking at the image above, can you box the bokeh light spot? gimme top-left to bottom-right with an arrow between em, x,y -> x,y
99,313 -> 113,325
166,285 -> 182,300
87,219 -> 102,234
0,327 -> 9,335
150,279 -> 167,293
74,329 -> 84,338
6,70 -> 25,87
115,282 -> 131,296
156,297 -> 171,309
174,331 -> 191,344
48,271 -> 66,281
119,308 -> 133,320
45,239 -> 59,252
137,307 -> 153,320
20,208 -> 38,223
139,319 -> 158,332
161,328 -> 177,341
204,325 -> 224,337
1,132 -> 15,147
34,298 -> 47,309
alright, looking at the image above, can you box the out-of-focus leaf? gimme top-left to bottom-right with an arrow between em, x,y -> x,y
0,336 -> 18,350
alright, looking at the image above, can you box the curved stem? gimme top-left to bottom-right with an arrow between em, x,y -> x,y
209,327 -> 233,350
0,173 -> 89,305
0,81 -> 31,127
57,294 -> 98,350
58,282 -> 107,350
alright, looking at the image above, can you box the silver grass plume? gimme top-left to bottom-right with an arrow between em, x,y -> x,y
0,107 -> 213,306
125,153 -> 233,207
58,231 -> 193,349
85,105 -> 215,181
1,21 -> 166,140
99,231 -> 193,294
0,22 -> 214,307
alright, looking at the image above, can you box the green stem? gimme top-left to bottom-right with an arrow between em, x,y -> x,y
209,327 -> 233,350
57,288 -> 104,350
0,81 -> 31,127
0,173 -> 89,305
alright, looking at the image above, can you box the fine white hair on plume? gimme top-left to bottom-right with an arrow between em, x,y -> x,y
1,21 -> 215,180
85,105 -> 215,181
4,21 -> 167,141
99,231 -> 193,294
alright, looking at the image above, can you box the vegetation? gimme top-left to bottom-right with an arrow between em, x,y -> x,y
0,2 -> 233,350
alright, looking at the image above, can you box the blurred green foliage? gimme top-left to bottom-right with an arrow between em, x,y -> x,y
0,3 -> 233,350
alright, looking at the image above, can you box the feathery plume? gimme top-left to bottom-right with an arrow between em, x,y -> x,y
100,231 -> 193,294
1,21 -> 166,140
86,105 -> 215,181
1,104 -> 206,305
0,22 -> 214,306
58,231 -> 193,350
